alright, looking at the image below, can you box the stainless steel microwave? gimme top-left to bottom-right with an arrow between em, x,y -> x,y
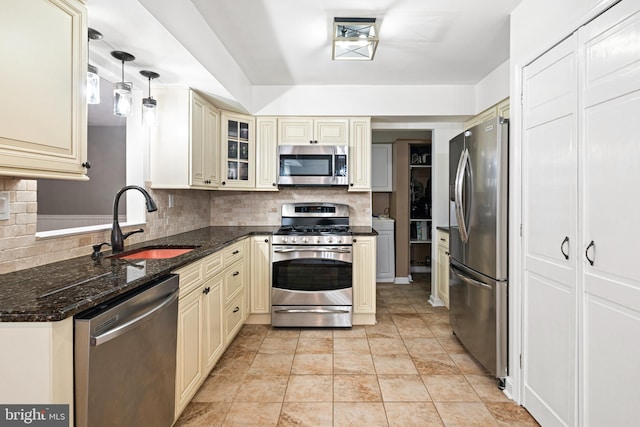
277,145 -> 348,186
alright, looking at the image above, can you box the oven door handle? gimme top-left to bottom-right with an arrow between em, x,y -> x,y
273,247 -> 351,253
274,308 -> 351,314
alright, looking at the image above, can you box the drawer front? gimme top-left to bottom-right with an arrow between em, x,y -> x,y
437,231 -> 449,249
174,260 -> 203,298
224,293 -> 244,342
202,251 -> 224,280
223,240 -> 245,267
224,260 -> 244,303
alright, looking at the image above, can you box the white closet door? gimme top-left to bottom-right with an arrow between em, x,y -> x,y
580,3 -> 640,425
522,34 -> 579,427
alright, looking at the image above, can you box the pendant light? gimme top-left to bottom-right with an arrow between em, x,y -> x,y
87,28 -> 103,104
111,51 -> 135,117
140,70 -> 159,126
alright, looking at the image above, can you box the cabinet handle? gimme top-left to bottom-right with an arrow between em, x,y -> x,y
352,238 -> 357,243
233,271 -> 240,276
272,183 -> 276,186
222,181 -> 226,186
233,306 -> 240,313
350,183 -> 354,187
82,161 -> 91,169
232,250 -> 239,255
440,238 -> 446,242
561,236 -> 570,260
585,240 -> 595,266
264,239 -> 269,243
203,287 -> 210,294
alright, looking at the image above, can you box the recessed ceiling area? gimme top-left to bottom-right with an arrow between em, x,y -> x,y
87,0 -> 523,117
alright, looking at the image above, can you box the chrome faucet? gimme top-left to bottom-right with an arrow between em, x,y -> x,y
111,185 -> 158,254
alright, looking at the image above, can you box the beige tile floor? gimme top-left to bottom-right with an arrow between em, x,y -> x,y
175,274 -> 539,426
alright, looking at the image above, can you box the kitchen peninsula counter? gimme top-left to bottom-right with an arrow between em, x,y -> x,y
0,226 -> 376,322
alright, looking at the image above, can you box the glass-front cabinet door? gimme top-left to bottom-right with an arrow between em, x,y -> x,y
220,112 -> 255,189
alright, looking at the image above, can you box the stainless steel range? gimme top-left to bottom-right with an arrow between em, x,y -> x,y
271,203 -> 353,327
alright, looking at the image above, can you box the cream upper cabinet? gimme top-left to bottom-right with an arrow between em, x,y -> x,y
151,88 -> 220,189
348,118 -> 372,191
352,236 -> 377,325
0,0 -> 88,180
278,118 -> 349,145
255,117 -> 278,191
463,97 -> 509,131
220,112 -> 255,189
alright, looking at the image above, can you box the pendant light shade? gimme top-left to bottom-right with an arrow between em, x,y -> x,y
111,51 -> 135,117
87,28 -> 103,104
140,70 -> 159,126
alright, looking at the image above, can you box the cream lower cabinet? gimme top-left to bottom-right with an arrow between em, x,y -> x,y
174,239 -> 247,420
174,257 -> 224,417
436,229 -> 450,308
0,0 -> 88,180
353,236 -> 377,325
151,88 -> 220,189
247,235 -> 271,324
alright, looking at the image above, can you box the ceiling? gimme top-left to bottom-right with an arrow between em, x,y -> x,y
189,0 -> 521,86
87,0 -> 522,113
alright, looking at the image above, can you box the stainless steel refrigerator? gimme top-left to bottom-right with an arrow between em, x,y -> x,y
449,116 -> 508,381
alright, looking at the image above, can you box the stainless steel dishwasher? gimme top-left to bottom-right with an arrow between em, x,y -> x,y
74,274 -> 179,427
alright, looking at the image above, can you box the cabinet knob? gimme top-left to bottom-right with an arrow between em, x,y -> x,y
350,183 -> 354,187
222,181 -> 226,186
352,238 -> 357,243
272,183 -> 276,186
265,238 -> 269,243
82,161 -> 91,169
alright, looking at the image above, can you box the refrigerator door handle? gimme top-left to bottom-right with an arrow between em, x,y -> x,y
454,267 -> 493,290
455,148 -> 470,242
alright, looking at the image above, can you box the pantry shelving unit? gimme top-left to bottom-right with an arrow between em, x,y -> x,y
409,143 -> 432,273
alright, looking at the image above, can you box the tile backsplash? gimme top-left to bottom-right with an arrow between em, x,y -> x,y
209,187 -> 371,226
0,178 -> 210,274
0,177 -> 371,274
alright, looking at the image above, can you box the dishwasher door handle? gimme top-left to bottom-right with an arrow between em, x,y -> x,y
91,291 -> 178,346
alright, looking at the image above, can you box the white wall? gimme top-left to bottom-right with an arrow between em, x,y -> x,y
474,60 -> 510,113
508,0 -> 619,404
252,85 -> 476,117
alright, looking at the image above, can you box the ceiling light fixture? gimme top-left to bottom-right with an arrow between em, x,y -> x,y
332,17 -> 379,61
111,50 -> 135,117
140,70 -> 159,126
87,28 -> 103,104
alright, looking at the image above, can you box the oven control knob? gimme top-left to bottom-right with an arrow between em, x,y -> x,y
302,237 -> 308,243
327,237 -> 333,243
291,237 -> 296,243
315,237 -> 321,243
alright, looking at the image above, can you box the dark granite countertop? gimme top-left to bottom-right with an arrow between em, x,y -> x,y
0,225 -> 377,322
436,226 -> 450,232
